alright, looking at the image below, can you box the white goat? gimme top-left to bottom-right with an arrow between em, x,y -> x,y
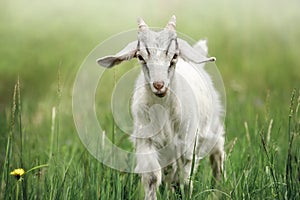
97,16 -> 225,200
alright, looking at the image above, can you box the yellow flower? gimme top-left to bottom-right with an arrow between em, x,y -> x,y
10,168 -> 25,180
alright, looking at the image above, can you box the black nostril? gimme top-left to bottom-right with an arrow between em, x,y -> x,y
153,81 -> 164,90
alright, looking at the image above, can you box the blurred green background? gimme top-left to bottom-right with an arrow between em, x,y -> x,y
1,0 -> 300,164
1,0 -> 300,156
1,0 -> 299,107
1,0 -> 300,199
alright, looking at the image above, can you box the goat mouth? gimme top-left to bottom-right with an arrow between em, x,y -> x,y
155,93 -> 166,98
154,89 -> 168,98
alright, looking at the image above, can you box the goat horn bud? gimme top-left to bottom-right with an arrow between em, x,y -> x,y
165,15 -> 176,30
137,17 -> 148,30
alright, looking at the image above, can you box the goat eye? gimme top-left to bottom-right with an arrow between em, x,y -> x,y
172,54 -> 178,60
137,55 -> 144,61
136,53 -> 146,63
170,54 -> 178,67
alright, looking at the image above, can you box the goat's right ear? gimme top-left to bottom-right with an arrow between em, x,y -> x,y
97,41 -> 138,68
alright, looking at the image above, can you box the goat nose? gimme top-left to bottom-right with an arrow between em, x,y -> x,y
153,81 -> 164,90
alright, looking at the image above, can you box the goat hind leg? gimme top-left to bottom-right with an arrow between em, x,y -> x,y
209,148 -> 225,181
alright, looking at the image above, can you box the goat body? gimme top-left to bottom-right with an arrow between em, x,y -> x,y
97,16 -> 225,200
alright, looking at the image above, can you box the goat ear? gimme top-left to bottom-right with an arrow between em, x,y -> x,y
178,38 -> 216,64
97,41 -> 138,68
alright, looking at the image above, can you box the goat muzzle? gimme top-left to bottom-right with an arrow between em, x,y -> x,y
153,81 -> 164,90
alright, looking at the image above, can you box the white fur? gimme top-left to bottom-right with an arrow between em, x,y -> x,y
131,41 -> 225,200
97,16 -> 225,200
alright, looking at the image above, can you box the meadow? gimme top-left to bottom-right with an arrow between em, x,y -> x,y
0,0 -> 299,199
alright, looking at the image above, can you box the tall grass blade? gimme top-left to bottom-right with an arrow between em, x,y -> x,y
188,135 -> 198,198
286,89 -> 296,199
259,130 -> 279,199
49,107 -> 56,162
2,83 -> 18,199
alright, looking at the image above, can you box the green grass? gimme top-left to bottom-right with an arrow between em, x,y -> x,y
1,0 -> 300,199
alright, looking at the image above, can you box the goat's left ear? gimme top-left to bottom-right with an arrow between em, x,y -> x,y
97,41 -> 138,68
178,38 -> 216,64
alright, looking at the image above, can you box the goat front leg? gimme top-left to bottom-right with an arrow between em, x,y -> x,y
135,141 -> 162,200
142,170 -> 161,200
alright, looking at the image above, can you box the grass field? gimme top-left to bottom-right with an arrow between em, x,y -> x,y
0,0 -> 300,199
